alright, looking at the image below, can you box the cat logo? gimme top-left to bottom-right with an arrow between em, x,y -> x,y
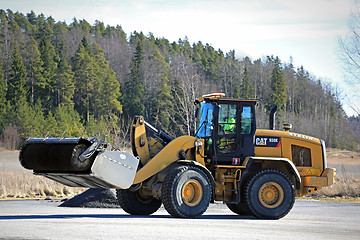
255,136 -> 281,147
256,138 -> 267,146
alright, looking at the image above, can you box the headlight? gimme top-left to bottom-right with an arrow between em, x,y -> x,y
195,140 -> 203,147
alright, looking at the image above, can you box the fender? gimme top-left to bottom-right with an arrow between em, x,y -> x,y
133,135 -> 197,183
245,156 -> 301,189
177,160 -> 217,189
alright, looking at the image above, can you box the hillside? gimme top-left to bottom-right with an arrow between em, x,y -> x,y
348,116 -> 360,144
0,9 -> 358,151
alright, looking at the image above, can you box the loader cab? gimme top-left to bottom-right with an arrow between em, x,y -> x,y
195,94 -> 257,165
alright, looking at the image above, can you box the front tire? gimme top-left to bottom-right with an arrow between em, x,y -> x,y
245,169 -> 295,219
116,188 -> 161,215
161,166 -> 212,218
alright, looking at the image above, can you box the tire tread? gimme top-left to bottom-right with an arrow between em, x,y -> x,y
161,165 -> 211,218
116,189 -> 161,215
245,169 -> 295,219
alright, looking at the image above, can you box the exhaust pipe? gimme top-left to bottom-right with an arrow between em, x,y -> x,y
269,105 -> 277,130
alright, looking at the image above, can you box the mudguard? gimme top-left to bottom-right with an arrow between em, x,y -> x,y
245,156 -> 301,189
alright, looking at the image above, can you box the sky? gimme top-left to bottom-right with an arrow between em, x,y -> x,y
0,0 -> 358,116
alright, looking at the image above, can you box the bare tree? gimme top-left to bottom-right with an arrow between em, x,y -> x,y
338,4 -> 360,116
0,124 -> 20,150
169,53 -> 208,136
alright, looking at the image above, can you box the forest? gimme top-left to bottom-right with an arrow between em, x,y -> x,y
0,9 -> 358,151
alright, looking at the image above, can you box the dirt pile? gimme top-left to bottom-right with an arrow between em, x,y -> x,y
59,188 -> 120,208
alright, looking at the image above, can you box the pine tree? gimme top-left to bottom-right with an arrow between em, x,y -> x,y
0,10 -> 11,83
45,111 -> 58,136
225,50 -> 241,98
0,58 -> 6,109
266,57 -> 287,111
26,11 -> 37,25
91,42 -> 122,118
56,50 -> 75,107
13,11 -> 34,36
32,99 -> 46,136
294,66 -> 310,114
25,37 -> 44,104
72,36 -> 96,122
38,36 -> 59,110
16,98 -> 39,139
122,40 -> 145,117
240,67 -> 255,99
8,14 -> 26,50
36,13 -> 54,40
0,58 -> 6,131
54,104 -> 83,137
7,44 -> 27,106
151,49 -> 173,131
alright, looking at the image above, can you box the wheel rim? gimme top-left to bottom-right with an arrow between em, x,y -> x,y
181,179 -> 203,206
136,190 -> 153,204
258,182 -> 284,208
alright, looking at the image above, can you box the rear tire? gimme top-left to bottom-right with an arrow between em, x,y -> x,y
226,202 -> 251,216
116,189 -> 161,215
245,169 -> 295,219
161,165 -> 211,218
226,183 -> 251,216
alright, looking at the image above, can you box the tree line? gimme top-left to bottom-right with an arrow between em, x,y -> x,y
0,9 -> 357,150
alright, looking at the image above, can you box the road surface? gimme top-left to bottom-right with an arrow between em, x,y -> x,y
0,199 -> 359,240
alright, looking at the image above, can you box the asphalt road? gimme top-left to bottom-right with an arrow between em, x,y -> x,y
0,200 -> 359,240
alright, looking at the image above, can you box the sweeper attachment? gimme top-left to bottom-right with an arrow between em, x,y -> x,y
19,137 -> 139,189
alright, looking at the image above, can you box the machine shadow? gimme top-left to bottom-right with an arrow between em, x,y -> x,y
0,214 -> 169,220
0,214 -> 257,221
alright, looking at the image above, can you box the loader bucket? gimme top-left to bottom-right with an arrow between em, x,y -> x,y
19,138 -> 139,189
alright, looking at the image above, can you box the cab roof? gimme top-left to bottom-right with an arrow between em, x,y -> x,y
196,93 -> 260,104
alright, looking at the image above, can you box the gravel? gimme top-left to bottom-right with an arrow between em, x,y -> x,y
59,188 -> 120,208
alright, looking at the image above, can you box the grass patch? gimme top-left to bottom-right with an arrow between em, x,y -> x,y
0,171 -> 85,199
304,164 -> 360,202
306,175 -> 360,202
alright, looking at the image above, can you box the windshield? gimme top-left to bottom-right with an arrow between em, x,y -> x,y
195,102 -> 214,138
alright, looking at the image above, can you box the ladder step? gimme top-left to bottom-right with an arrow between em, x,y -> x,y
223,182 -> 241,204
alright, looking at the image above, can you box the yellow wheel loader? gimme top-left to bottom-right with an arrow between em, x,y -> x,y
19,93 -> 336,219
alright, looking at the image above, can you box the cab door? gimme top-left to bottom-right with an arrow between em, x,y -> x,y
238,104 -> 256,158
213,101 -> 256,165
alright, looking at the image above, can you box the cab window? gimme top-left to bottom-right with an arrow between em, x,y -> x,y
241,106 -> 253,135
218,104 -> 237,135
195,102 -> 214,138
